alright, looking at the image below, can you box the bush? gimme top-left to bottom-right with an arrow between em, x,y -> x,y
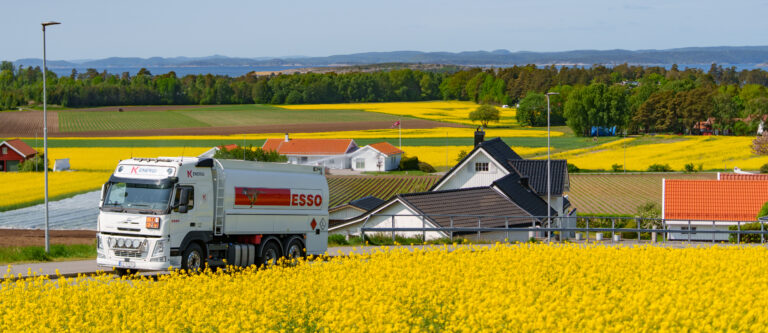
758,201 -> 768,219
647,163 -> 673,172
399,155 -> 419,170
567,163 -> 580,173
327,234 -> 349,246
456,150 -> 468,162
19,153 -> 48,172
728,223 -> 766,243
612,163 -> 622,172
417,161 -> 436,173
760,163 -> 768,174
214,145 -> 287,162
621,219 -> 638,239
684,162 -> 697,173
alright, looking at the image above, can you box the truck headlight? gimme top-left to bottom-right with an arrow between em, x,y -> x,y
117,239 -> 124,247
152,240 -> 166,257
132,239 -> 141,248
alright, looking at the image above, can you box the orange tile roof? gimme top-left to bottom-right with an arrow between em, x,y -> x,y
719,173 -> 768,181
217,144 -> 239,151
2,139 -> 37,157
664,180 -> 768,221
262,138 -> 354,155
369,142 -> 403,156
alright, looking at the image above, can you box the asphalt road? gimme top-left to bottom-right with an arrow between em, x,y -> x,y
4,241 -> 753,280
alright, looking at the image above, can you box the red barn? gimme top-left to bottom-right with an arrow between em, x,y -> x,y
0,139 -> 37,172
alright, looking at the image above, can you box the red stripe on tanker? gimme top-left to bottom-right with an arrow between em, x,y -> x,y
234,187 -> 323,209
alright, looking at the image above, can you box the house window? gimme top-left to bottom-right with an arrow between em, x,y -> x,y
300,156 -> 308,163
681,226 -> 697,234
1,147 -> 6,155
475,162 -> 489,172
355,160 -> 365,169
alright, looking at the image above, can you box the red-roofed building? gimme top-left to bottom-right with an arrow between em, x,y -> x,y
663,179 -> 768,240
349,141 -> 404,171
0,139 -> 37,172
262,134 -> 358,169
717,173 -> 768,181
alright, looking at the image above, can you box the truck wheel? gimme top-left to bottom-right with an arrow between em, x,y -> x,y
114,268 -> 130,277
285,238 -> 306,260
258,241 -> 282,267
182,243 -> 204,272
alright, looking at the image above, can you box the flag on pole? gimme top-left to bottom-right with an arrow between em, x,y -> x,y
390,120 -> 401,128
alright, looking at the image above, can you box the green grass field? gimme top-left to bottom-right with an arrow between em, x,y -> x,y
57,105 -> 401,133
0,244 -> 96,265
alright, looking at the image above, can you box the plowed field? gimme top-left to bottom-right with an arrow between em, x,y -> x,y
567,173 -> 717,215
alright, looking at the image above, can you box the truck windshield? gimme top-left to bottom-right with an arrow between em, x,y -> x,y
102,182 -> 173,213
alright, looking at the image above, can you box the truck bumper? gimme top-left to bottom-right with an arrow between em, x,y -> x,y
97,257 -> 171,271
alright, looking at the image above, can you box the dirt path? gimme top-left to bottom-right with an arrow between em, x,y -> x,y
0,229 -> 96,247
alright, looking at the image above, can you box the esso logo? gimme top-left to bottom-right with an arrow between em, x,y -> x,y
291,193 -> 323,207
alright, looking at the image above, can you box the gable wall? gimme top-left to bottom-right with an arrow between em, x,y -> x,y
435,151 -> 508,191
330,201 -> 444,240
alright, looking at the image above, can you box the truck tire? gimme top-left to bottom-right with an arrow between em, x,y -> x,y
258,241 -> 282,267
284,237 -> 306,260
181,243 -> 204,272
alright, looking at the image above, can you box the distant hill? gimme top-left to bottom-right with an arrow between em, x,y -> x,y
12,46 -> 768,69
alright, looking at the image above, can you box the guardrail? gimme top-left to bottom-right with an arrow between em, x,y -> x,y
358,214 -> 768,244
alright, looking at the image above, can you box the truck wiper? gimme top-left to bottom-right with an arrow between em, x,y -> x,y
138,210 -> 155,214
104,207 -> 125,212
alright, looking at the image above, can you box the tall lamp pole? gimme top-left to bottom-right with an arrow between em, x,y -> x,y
545,92 -> 559,242
42,21 -> 60,253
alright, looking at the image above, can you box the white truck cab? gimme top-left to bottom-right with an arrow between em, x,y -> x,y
96,157 -> 328,274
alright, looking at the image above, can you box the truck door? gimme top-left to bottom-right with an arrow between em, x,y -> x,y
170,185 -> 196,244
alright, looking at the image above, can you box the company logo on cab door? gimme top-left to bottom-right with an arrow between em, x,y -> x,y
234,187 -> 323,209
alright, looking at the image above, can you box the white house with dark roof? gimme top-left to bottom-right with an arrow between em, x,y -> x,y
329,131 -> 576,240
431,135 -> 571,216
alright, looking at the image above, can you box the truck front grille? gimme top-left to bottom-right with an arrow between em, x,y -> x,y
113,250 -> 145,258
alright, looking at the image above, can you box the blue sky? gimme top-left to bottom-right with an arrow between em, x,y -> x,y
3,0 -> 768,60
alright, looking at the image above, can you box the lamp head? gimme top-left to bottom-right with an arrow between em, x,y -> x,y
546,92 -> 560,96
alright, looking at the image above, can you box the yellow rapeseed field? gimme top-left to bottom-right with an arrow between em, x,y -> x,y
281,100 -> 518,127
0,171 -> 111,210
554,136 -> 768,171
405,145 -> 547,168
3,244 -> 768,332
47,147 -> 210,171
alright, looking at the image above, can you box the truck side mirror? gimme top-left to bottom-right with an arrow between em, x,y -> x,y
178,188 -> 190,214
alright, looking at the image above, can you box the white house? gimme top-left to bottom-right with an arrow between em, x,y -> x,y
663,178 -> 768,241
330,133 -> 577,241
431,136 -> 571,216
261,135 -> 402,171
349,142 -> 403,172
329,196 -> 385,221
330,185 -> 547,242
263,135 -> 358,169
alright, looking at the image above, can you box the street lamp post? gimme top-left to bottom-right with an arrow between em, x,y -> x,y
42,21 -> 60,253
545,92 -> 559,242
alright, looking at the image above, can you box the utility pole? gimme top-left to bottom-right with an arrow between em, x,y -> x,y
545,92 -> 559,242
42,21 -> 61,253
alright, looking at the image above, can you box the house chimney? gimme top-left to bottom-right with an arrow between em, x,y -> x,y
474,127 -> 485,147
284,133 -> 290,142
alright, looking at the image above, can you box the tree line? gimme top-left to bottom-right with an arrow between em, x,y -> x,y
2,61 -> 768,136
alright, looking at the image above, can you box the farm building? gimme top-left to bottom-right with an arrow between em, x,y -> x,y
349,142 -> 403,172
262,134 -> 403,171
717,172 -> 768,181
0,139 -> 37,172
663,179 -> 768,241
330,132 -> 577,240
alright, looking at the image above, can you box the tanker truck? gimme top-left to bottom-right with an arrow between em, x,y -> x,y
96,157 -> 328,274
